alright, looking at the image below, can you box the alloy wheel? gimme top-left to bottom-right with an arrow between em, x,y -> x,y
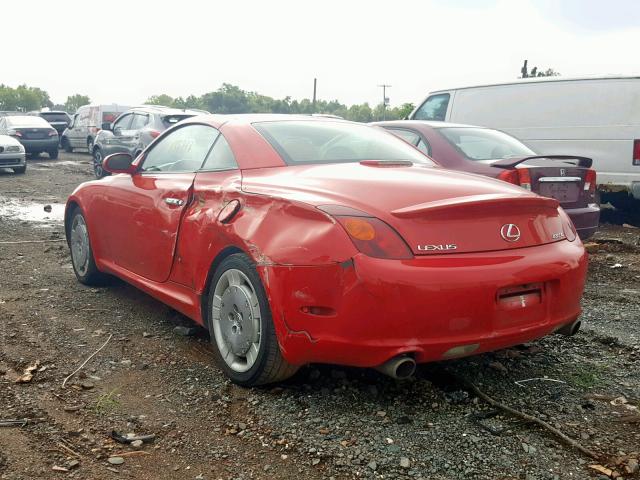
210,269 -> 262,373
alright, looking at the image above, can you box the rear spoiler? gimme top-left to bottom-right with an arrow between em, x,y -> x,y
491,155 -> 593,169
391,193 -> 559,218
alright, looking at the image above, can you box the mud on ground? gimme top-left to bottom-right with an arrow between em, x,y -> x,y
0,153 -> 639,480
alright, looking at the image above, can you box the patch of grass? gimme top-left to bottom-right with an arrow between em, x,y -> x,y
93,388 -> 120,415
570,370 -> 600,388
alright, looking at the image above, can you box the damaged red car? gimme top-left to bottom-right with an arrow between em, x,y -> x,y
65,115 -> 587,386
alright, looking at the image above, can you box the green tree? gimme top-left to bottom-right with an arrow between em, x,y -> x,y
145,94 -> 175,107
64,94 -> 91,113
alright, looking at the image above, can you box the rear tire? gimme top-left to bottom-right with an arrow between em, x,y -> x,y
13,165 -> 26,174
48,149 -> 59,160
93,148 -> 109,179
68,208 -> 108,286
207,253 -> 298,386
62,137 -> 73,153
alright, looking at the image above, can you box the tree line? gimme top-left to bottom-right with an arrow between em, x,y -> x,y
145,83 -> 415,122
0,83 -> 414,122
0,84 -> 90,113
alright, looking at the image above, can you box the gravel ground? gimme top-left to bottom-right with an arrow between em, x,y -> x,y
0,153 -> 638,480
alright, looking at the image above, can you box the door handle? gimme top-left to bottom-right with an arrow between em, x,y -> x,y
164,198 -> 184,206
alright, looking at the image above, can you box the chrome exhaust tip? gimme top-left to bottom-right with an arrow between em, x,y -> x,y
374,355 -> 416,379
556,320 -> 581,336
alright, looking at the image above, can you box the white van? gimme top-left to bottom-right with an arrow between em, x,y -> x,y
409,76 -> 640,208
61,104 -> 131,153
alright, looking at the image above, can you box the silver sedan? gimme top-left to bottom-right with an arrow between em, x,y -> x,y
0,134 -> 26,174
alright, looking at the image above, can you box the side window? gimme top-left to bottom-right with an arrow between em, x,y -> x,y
201,134 -> 238,171
141,124 -> 219,173
387,128 -> 431,156
414,93 -> 450,121
129,113 -> 148,130
113,114 -> 133,131
416,139 -> 430,156
389,128 -> 420,146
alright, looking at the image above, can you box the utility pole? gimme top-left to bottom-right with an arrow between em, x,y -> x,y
312,78 -> 317,112
378,84 -> 391,120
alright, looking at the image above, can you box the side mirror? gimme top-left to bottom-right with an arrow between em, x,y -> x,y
101,122 -> 112,131
103,152 -> 136,175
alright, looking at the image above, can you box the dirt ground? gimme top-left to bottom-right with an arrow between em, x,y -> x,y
0,153 -> 639,480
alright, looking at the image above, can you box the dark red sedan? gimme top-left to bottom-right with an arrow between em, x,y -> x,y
65,115 -> 587,386
373,121 -> 600,239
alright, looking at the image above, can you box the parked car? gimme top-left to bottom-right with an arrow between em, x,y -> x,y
29,110 -> 71,140
0,111 -> 22,117
408,75 -> 640,211
91,106 -> 204,178
0,115 -> 58,159
0,134 -> 27,173
65,115 -> 586,386
374,121 -> 599,239
61,104 -> 130,154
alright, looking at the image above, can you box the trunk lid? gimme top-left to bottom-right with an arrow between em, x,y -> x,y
242,162 -> 567,255
487,156 -> 593,208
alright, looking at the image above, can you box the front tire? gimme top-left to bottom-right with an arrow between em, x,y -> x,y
68,208 -> 108,286
207,253 -> 298,386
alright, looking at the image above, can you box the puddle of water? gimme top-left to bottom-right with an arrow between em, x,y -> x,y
0,196 -> 65,223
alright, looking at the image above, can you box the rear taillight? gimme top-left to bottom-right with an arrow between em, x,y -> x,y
8,129 -> 21,137
497,169 -> 519,185
149,130 -> 161,139
318,205 -> 413,259
497,168 -> 531,190
48,130 -> 57,137
584,169 -> 596,192
633,139 -> 640,166
517,168 -> 531,190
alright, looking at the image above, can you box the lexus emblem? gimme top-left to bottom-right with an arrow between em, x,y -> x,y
559,168 -> 566,176
500,224 -> 521,242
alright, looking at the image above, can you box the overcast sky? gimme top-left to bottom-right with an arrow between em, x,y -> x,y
5,0 -> 640,108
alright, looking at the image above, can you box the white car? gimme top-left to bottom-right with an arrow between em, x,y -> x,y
0,134 -> 26,174
409,75 -> 640,210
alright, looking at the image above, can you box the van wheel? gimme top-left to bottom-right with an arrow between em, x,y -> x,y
13,165 -> 26,174
207,253 -> 299,386
62,137 -> 73,153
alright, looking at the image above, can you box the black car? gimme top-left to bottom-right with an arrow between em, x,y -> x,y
0,115 -> 59,159
30,110 -> 71,139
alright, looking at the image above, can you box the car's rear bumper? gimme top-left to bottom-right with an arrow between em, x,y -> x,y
565,204 -> 600,240
19,138 -> 58,152
262,239 -> 587,367
0,152 -> 26,168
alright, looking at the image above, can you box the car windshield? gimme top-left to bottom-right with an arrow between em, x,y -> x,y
438,127 -> 535,161
253,121 -> 434,165
40,112 -> 70,122
6,116 -> 50,128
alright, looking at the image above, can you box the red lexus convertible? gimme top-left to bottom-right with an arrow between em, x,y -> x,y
65,115 -> 587,386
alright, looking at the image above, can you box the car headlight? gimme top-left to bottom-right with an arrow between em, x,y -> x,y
5,145 -> 23,153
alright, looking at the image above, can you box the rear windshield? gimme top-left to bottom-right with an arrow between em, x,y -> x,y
162,115 -> 194,127
438,127 -> 535,161
102,112 -> 120,123
40,112 -> 70,123
253,121 -> 434,165
6,116 -> 50,128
